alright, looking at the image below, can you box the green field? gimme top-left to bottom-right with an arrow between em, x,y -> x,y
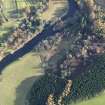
0,52 -> 43,105
3,0 -> 32,15
0,0 -> 37,38
71,92 -> 105,105
0,19 -> 20,37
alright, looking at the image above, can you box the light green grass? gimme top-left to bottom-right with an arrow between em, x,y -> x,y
3,0 -> 31,15
0,0 -> 33,38
0,19 -> 20,37
71,92 -> 105,105
0,52 -> 43,105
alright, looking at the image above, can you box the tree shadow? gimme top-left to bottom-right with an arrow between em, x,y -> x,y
14,1 -> 105,105
7,9 -> 23,18
0,0 -> 78,73
45,41 -> 105,104
15,76 -> 42,105
24,0 -> 40,4
26,74 -> 67,105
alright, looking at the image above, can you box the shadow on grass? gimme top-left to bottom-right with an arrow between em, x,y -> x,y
0,0 -> 78,74
7,9 -> 23,18
13,1 -> 105,105
26,74 -> 67,105
15,76 -> 42,105
21,52 -> 105,105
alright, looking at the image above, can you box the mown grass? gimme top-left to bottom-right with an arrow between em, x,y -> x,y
0,52 -> 43,105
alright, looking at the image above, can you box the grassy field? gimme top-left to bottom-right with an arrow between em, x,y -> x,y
0,19 -> 20,37
0,0 -> 34,38
71,91 -> 105,105
3,0 -> 31,15
0,52 -> 43,105
40,0 -> 68,21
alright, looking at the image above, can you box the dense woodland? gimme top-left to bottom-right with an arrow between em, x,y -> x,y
27,54 -> 105,105
1,0 -> 105,105
27,0 -> 105,105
